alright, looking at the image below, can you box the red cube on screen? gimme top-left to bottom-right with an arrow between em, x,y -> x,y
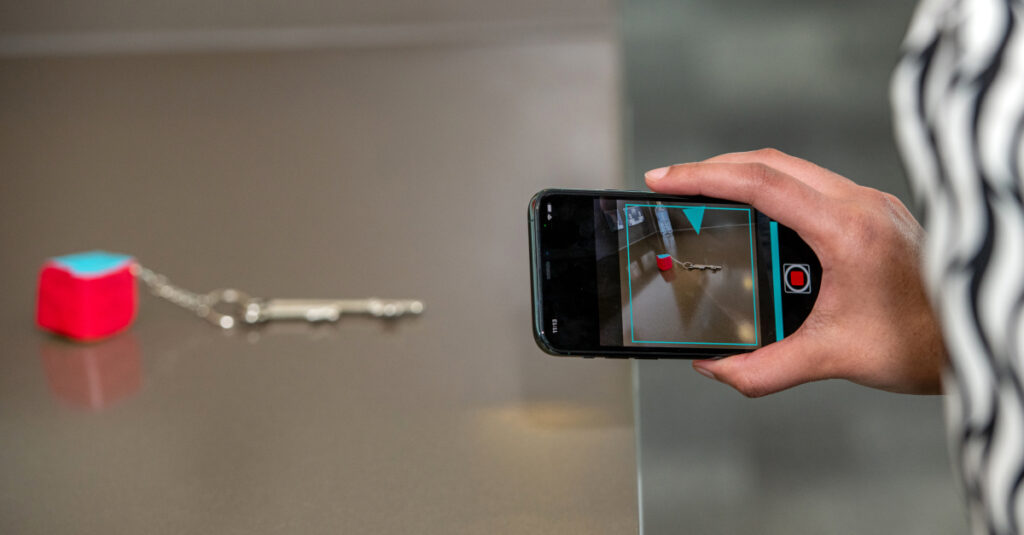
36,251 -> 137,341
656,254 -> 673,271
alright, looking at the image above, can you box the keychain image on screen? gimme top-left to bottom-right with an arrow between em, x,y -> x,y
36,250 -> 425,342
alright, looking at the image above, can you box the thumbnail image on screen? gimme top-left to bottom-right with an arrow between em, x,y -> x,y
601,201 -> 760,348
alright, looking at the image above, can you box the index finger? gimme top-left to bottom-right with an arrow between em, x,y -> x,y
703,148 -> 857,195
646,161 -> 834,245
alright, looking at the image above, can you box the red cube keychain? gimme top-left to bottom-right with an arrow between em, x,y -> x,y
36,250 -> 424,342
656,254 -> 674,271
36,251 -> 137,341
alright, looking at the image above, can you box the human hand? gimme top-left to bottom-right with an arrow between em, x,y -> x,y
645,148 -> 946,396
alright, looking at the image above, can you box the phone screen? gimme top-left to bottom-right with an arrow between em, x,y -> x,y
595,199 -> 762,349
532,190 -> 796,357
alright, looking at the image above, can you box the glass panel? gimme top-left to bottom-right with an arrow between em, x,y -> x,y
622,0 -> 966,532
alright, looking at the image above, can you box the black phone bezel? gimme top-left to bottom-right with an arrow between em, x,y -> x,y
529,188 -> 818,359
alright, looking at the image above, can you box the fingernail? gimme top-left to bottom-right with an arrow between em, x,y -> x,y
694,363 -> 717,381
645,166 -> 669,181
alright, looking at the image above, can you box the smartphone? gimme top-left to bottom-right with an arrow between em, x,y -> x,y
529,189 -> 820,358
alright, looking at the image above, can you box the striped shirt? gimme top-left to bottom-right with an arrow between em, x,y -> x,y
892,0 -> 1024,532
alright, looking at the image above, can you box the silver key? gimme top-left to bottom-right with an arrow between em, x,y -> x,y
681,261 -> 723,272
202,289 -> 424,328
247,298 -> 425,324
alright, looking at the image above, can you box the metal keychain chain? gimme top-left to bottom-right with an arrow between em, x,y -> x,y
678,261 -> 723,272
132,264 -> 424,329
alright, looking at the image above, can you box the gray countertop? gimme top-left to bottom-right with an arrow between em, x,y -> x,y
0,36 -> 637,534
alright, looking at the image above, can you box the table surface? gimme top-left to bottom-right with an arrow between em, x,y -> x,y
0,35 -> 637,534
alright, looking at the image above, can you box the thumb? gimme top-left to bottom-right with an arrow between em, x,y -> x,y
693,336 -> 829,397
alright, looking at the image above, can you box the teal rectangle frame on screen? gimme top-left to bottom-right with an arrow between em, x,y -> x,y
624,203 -> 759,347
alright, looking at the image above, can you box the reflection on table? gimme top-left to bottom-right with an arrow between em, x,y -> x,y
39,333 -> 142,410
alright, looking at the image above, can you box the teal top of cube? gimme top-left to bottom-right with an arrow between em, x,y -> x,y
52,251 -> 133,276
656,254 -> 671,259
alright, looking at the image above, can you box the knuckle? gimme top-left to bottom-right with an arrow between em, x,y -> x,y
868,188 -> 896,208
879,191 -> 913,220
840,206 -> 879,248
860,187 -> 902,212
880,191 -> 902,207
833,196 -> 905,254
750,147 -> 785,160
731,374 -> 769,398
738,385 -> 768,399
733,162 -> 787,206
744,162 -> 778,190
665,163 -> 690,178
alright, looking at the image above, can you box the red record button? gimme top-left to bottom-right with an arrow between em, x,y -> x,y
783,264 -> 811,294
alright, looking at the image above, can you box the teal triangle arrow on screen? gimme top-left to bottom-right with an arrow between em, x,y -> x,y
682,206 -> 705,234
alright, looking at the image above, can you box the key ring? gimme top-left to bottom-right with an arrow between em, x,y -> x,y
200,288 -> 258,329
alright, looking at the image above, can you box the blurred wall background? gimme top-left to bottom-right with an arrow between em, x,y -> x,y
623,0 -> 966,533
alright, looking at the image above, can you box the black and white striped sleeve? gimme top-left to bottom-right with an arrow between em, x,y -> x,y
892,0 -> 1024,533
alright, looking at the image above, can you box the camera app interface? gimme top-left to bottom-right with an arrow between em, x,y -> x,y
595,200 -> 761,349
